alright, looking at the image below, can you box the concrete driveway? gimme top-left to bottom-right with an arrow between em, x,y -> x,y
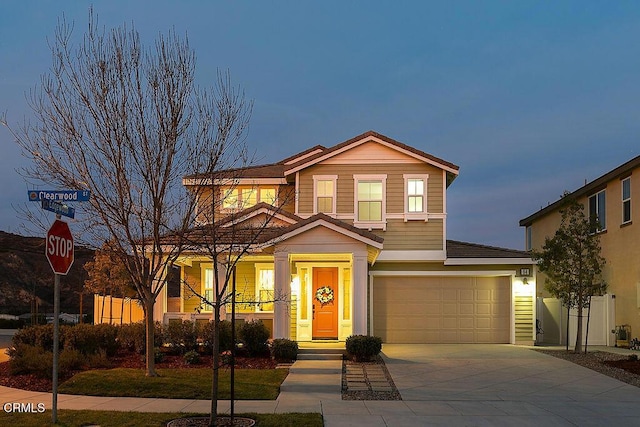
354,344 -> 640,426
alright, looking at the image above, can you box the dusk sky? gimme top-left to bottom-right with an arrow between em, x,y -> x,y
1,1 -> 639,250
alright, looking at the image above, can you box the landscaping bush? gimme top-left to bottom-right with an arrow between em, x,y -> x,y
117,321 -> 162,354
12,324 -> 56,351
271,338 -> 298,362
345,335 -> 382,362
59,348 -> 84,375
62,323 -> 119,356
163,320 -> 198,355
196,320 -> 234,353
85,349 -> 113,369
183,350 -> 201,365
238,320 -> 270,357
8,344 -> 52,378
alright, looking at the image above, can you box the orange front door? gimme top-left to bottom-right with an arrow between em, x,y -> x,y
312,267 -> 339,340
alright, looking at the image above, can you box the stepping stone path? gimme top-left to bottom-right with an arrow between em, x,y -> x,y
344,364 -> 396,393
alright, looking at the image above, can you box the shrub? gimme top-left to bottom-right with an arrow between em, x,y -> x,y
12,324 -> 56,351
163,320 -> 198,355
238,320 -> 270,357
59,348 -> 84,375
271,338 -> 298,362
117,322 -> 146,354
196,320 -> 234,353
154,347 -> 164,363
86,349 -> 113,369
62,323 -> 119,356
184,350 -> 201,365
8,344 -> 52,378
93,323 -> 119,356
345,335 -> 382,362
117,321 -> 162,354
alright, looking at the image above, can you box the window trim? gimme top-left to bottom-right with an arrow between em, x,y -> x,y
403,174 -> 429,221
588,189 -> 607,232
622,177 -> 631,225
353,174 -> 387,230
312,175 -> 337,215
255,263 -> 275,313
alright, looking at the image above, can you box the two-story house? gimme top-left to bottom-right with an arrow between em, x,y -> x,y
144,131 -> 535,344
520,155 -> 640,347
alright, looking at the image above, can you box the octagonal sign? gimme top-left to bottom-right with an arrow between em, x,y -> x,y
46,219 -> 74,275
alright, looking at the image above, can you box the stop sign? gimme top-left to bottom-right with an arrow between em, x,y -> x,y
46,219 -> 74,275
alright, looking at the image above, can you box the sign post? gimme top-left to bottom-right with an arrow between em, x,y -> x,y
29,189 -> 88,424
45,218 -> 74,424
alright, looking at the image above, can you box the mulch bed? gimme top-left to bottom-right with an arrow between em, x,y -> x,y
0,350 -> 277,393
535,349 -> 640,388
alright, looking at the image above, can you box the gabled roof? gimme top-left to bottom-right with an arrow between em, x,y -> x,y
283,130 -> 459,184
520,154 -> 640,226
446,240 -> 530,259
183,131 -> 460,187
216,202 -> 299,228
264,212 -> 384,248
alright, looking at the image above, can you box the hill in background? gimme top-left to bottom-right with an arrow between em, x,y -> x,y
0,231 -> 94,319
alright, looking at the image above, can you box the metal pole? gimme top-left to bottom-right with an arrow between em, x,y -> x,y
230,266 -> 236,423
52,272 -> 60,423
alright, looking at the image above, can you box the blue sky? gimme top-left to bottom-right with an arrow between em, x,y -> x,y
1,1 -> 639,249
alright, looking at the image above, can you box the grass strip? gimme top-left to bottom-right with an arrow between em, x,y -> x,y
58,368 -> 289,400
0,410 -> 323,427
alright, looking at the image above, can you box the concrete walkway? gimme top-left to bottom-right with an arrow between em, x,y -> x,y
2,345 -> 640,426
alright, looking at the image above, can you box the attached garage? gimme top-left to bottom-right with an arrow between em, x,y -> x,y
372,276 -> 511,343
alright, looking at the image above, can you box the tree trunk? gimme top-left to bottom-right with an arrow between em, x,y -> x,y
209,303 -> 221,426
574,304 -> 583,353
584,296 -> 592,354
144,299 -> 157,377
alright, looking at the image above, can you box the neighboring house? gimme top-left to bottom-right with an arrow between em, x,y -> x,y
520,155 -> 640,346
103,131 -> 535,344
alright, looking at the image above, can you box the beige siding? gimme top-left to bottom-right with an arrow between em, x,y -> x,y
371,219 -> 444,250
298,163 -> 444,217
514,295 -> 534,345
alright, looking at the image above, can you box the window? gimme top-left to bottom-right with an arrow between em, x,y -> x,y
358,181 -> 383,220
166,264 -> 181,298
203,268 -> 215,312
403,174 -> 429,220
313,176 -> 336,214
354,174 -> 386,229
622,177 -> 631,224
222,188 -> 239,210
260,188 -> 277,205
589,190 -> 606,231
221,186 -> 277,210
255,264 -> 274,312
526,226 -> 532,251
241,188 -> 257,208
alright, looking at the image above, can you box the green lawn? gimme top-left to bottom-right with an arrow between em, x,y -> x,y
0,410 -> 323,427
58,368 -> 289,399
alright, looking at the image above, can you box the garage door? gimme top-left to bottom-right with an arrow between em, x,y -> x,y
373,276 -> 510,343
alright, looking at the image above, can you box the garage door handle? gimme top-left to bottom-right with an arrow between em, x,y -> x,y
312,305 -> 315,319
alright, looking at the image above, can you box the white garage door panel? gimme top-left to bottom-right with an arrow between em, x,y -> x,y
373,276 -> 511,344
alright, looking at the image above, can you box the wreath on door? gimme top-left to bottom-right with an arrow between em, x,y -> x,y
315,285 -> 334,305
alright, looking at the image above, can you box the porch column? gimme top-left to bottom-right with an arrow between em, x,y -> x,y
352,254 -> 368,335
273,251 -> 291,339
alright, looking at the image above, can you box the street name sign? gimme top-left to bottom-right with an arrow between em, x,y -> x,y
45,219 -> 74,275
28,190 -> 91,202
41,200 -> 75,219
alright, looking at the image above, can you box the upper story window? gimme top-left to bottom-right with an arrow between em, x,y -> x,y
313,175 -> 337,215
622,177 -> 631,224
354,174 -> 387,229
221,186 -> 277,211
255,264 -> 274,312
403,174 -> 429,221
588,189 -> 606,232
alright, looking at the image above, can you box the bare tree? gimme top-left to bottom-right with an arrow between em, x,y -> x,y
2,9 -> 252,376
178,180 -> 294,425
